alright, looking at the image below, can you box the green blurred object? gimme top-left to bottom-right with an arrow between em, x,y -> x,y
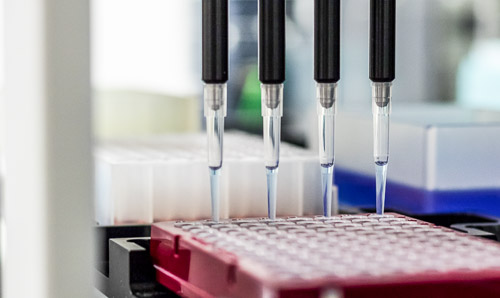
237,65 -> 262,129
94,89 -> 201,138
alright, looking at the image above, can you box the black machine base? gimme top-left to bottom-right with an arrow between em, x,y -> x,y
95,210 -> 500,297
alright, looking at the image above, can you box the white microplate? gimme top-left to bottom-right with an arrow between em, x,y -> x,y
95,131 -> 325,225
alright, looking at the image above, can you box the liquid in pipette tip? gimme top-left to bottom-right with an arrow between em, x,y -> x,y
209,167 -> 221,222
375,162 -> 387,215
321,165 -> 334,217
266,167 -> 278,220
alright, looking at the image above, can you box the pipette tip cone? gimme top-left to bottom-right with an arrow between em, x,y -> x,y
266,167 -> 278,220
321,165 -> 334,217
375,163 -> 387,215
209,168 -> 221,222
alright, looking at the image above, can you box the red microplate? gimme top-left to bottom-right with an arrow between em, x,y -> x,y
150,213 -> 500,298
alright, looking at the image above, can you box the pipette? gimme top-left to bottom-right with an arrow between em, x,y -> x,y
203,0 -> 228,222
369,0 -> 395,214
258,0 -> 285,220
314,0 -> 340,217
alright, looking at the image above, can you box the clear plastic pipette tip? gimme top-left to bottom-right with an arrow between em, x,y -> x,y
372,82 -> 391,215
204,83 -> 226,222
375,162 -> 387,215
261,84 -> 283,219
321,165 -> 334,217
209,168 -> 221,221
266,167 -> 278,220
317,83 -> 337,217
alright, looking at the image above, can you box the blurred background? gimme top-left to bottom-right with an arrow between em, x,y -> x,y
91,0 -> 500,146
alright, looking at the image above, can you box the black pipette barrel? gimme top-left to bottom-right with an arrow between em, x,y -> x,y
202,0 -> 228,84
314,0 -> 340,83
259,0 -> 285,84
370,0 -> 395,215
369,0 -> 395,83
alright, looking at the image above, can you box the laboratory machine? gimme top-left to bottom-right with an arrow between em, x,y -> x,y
92,0 -> 500,298
5,0 -> 500,297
